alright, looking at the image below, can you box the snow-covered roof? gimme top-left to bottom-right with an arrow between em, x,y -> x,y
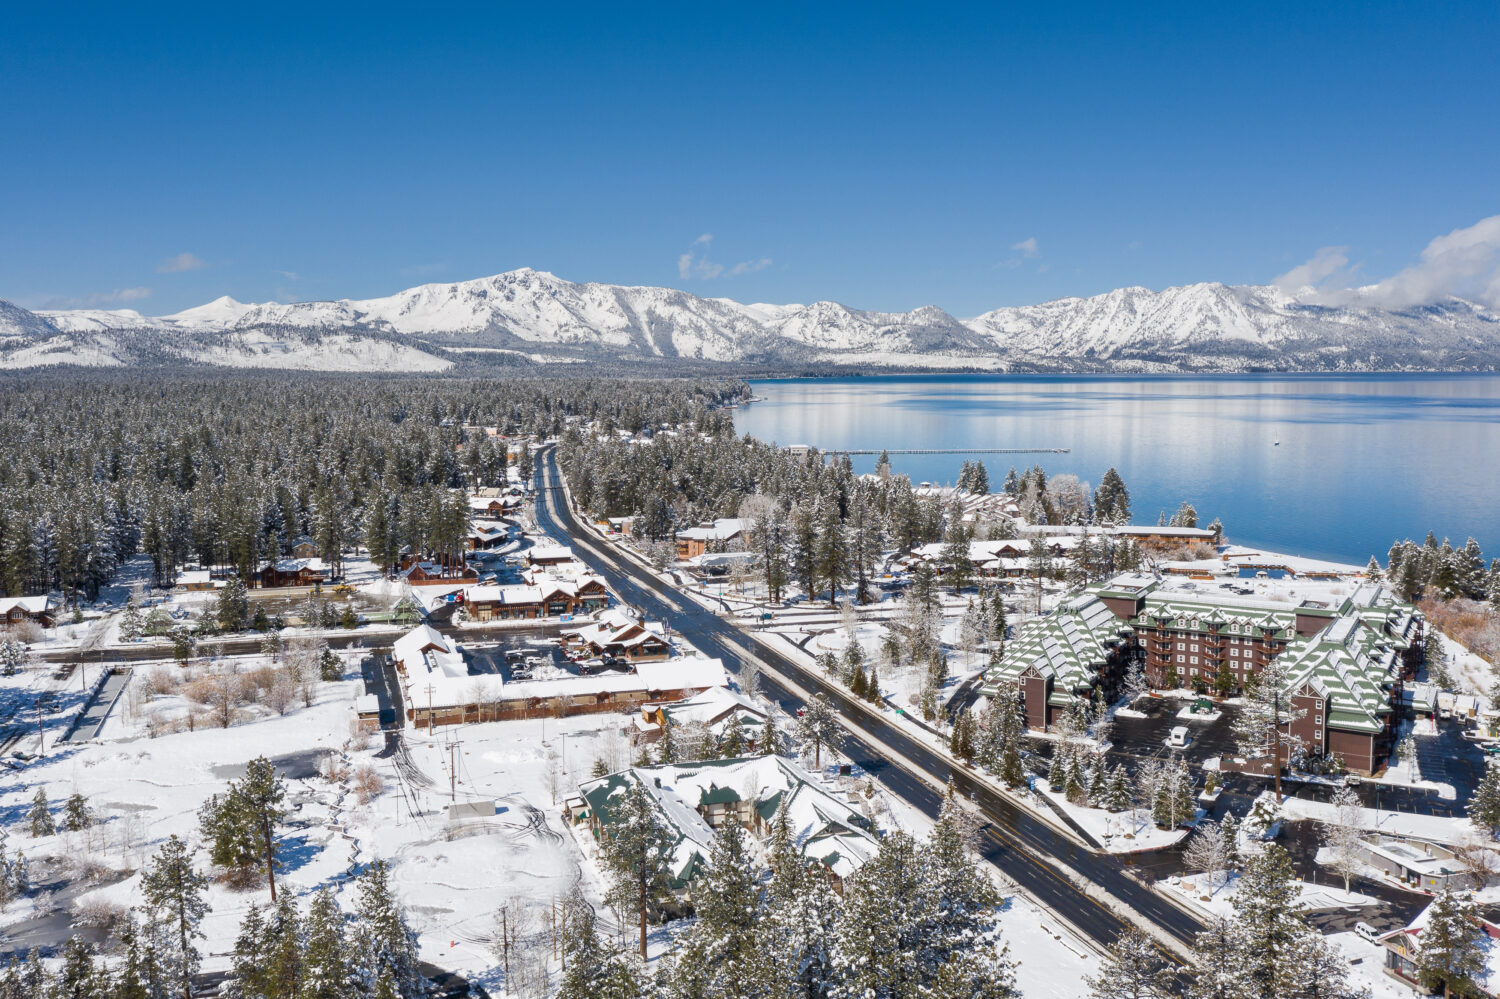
527,545 -> 574,562
578,755 -> 878,886
658,686 -> 769,733
261,557 -> 330,574
0,595 -> 51,614
392,625 -> 464,678
675,518 -> 749,542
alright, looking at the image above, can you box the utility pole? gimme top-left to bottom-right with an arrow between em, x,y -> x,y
448,735 -> 459,802
427,683 -> 436,735
37,697 -> 45,756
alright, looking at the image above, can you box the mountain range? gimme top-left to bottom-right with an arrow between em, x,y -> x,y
3,268 -> 1498,373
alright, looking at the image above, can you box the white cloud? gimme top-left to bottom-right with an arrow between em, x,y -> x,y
156,252 -> 206,273
40,287 -> 152,309
676,236 -> 768,280
1272,245 -> 1350,292
1363,215 -> 1500,308
1282,215 -> 1500,309
996,236 -> 1041,270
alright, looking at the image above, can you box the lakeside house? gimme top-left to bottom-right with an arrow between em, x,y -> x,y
565,755 -> 881,898
983,572 -> 1423,774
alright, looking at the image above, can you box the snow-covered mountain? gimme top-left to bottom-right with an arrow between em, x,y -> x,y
4,268 -> 1499,372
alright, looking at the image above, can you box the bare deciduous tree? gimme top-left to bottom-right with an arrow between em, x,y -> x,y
1322,786 -> 1366,892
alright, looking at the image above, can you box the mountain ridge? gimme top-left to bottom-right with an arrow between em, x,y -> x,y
4,268 -> 1498,373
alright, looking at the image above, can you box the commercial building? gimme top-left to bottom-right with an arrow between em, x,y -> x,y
983,573 -> 1423,774
387,623 -> 728,727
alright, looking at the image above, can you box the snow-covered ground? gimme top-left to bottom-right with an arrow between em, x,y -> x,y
1328,930 -> 1419,999
1157,869 -> 1375,921
1281,794 -> 1479,844
1033,783 -> 1195,853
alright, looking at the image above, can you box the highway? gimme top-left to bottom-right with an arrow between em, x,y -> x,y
532,448 -> 1205,958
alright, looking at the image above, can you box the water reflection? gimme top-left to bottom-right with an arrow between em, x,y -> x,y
735,374 -> 1500,564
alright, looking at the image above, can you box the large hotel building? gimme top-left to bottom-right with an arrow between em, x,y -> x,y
982,573 -> 1424,774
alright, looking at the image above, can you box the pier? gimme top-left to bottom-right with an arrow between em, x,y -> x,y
784,446 -> 1069,455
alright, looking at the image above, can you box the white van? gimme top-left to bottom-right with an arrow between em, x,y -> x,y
1168,726 -> 1190,749
1355,922 -> 1380,944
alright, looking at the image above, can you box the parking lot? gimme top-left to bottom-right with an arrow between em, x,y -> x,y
1106,695 -> 1244,779
1096,692 -> 1488,819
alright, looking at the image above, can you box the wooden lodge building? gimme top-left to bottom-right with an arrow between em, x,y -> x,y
1,595 -> 55,629
984,573 -> 1424,775
461,574 -> 608,621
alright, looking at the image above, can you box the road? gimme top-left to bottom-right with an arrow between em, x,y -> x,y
61,668 -> 131,743
532,447 -> 1205,956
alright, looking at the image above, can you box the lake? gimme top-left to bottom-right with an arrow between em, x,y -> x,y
734,373 -> 1500,566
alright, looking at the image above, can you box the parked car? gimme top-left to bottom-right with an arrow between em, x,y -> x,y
1355,922 -> 1381,944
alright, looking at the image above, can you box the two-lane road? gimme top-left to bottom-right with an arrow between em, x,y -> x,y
533,448 -> 1204,956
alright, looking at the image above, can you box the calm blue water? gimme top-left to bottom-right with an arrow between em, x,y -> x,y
734,373 -> 1500,566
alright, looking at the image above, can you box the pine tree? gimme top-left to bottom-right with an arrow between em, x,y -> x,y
760,712 -> 783,756
656,716 -> 679,765
599,781 -> 676,959
718,712 -> 746,758
120,599 -> 145,642
1230,844 -> 1308,997
926,783 -> 1002,960
671,820 -> 771,999
354,860 -> 423,998
63,792 -> 92,832
1417,889 -> 1485,998
1469,762 -> 1500,839
263,893 -> 304,999
114,918 -> 151,999
1188,917 -> 1248,999
833,831 -> 930,999
229,904 -> 269,999
298,888 -> 357,996
214,575 -> 249,633
1103,765 -> 1132,813
1086,927 -> 1173,999
28,787 -> 55,837
555,886 -> 644,999
795,694 -> 842,771
53,936 -> 104,999
140,834 -> 208,999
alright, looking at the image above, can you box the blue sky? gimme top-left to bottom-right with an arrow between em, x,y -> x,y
2,2 -> 1497,316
